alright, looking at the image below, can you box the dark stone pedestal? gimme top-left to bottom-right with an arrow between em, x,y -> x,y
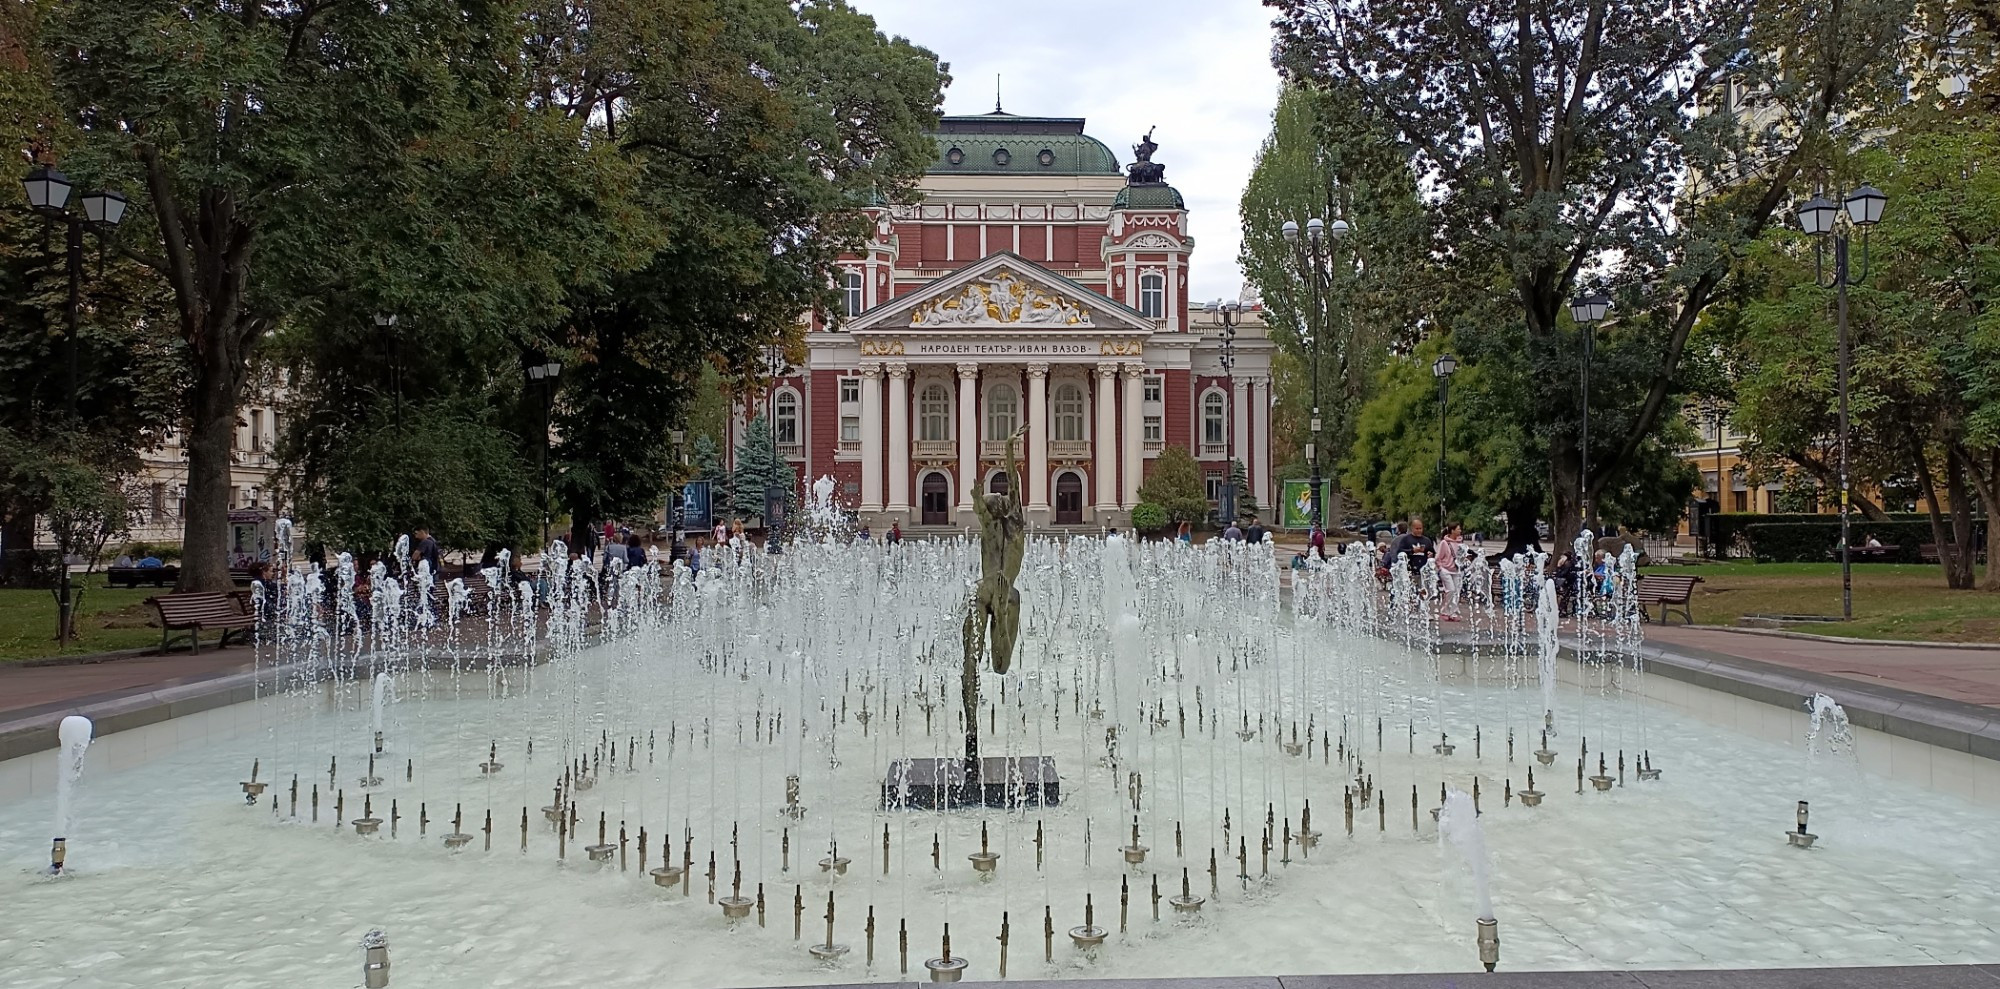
881,756 -> 1060,809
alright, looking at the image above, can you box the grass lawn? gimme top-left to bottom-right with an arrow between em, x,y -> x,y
1661,561 -> 2000,642
0,586 -> 164,663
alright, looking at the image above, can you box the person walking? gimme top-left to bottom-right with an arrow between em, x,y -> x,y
713,518 -> 728,546
1244,516 -> 1267,546
625,533 -> 647,568
412,527 -> 443,576
1222,519 -> 1244,541
887,522 -> 902,545
1308,524 -> 1326,561
1436,522 -> 1464,620
1388,517 -> 1435,574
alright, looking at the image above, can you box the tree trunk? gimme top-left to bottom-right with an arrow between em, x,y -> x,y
1501,495 -> 1543,560
1549,451 -> 1584,558
1940,450 -> 1979,590
1917,450 -> 1972,589
177,349 -> 245,593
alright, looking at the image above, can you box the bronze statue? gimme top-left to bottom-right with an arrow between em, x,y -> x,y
963,423 -> 1029,675
1127,127 -> 1166,184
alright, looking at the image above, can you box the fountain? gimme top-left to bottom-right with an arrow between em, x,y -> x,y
50,715 -> 93,874
8,478 -> 2000,987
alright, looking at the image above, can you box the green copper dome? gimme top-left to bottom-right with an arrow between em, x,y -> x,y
1112,184 -> 1186,210
928,112 -> 1121,176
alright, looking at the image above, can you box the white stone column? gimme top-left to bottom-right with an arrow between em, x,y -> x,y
957,362 -> 980,513
1121,363 -> 1145,507
1094,362 -> 1119,512
1252,376 -> 1272,511
859,363 -> 884,513
887,363 -> 911,514
1232,376 -> 1251,475
1026,362 -> 1050,513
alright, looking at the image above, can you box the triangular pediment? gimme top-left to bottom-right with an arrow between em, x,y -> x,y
847,253 -> 1153,334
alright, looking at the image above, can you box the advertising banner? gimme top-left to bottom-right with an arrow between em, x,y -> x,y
680,481 -> 712,533
1278,480 -> 1334,530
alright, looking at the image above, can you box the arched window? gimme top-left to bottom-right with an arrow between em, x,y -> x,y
920,383 -> 951,442
843,270 -> 864,317
775,390 -> 800,446
986,383 -> 1018,441
1202,390 -> 1226,449
1053,382 -> 1087,442
1139,272 -> 1165,318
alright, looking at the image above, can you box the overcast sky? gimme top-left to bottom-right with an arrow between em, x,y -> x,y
852,0 -> 1282,305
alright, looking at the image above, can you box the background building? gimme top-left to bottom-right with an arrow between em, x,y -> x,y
721,110 -> 1275,530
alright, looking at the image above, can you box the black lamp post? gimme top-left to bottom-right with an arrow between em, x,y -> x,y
1794,183 -> 1886,621
1432,352 -> 1458,527
670,428 -> 687,562
1567,290 -> 1611,534
1210,299 -> 1241,520
1281,215 -> 1350,530
527,360 -> 561,550
21,164 -> 127,648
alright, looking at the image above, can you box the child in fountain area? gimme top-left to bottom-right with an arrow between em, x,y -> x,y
887,522 -> 902,545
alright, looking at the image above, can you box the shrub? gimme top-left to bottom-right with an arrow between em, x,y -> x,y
1137,446 -> 1209,523
1743,521 -> 1937,563
1129,502 -> 1167,533
1710,512 -> 1941,560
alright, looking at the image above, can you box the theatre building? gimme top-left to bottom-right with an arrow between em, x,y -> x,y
728,110 -> 1275,530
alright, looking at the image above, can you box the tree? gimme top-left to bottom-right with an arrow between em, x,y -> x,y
1721,84 -> 2000,590
42,0 -> 645,590
1228,459 -> 1260,516
292,401 -> 534,556
1139,446 -> 1209,525
540,0 -> 946,532
730,415 -> 795,525
1239,83 -> 1430,523
1268,0 -> 1909,549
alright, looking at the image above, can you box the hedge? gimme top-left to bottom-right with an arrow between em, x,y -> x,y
1743,520 -> 1951,563
1129,502 -> 1168,534
1709,512 -> 1940,559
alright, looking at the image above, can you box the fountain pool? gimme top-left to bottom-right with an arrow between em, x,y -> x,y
4,534 -> 1999,988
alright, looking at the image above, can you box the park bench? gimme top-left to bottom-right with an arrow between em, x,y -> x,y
1635,573 -> 1703,626
147,590 -> 256,654
107,565 -> 179,588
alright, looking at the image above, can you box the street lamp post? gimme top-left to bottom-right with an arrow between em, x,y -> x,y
1210,299 -> 1241,521
1281,216 -> 1349,530
670,428 -> 687,562
1794,184 -> 1887,621
527,360 -> 561,551
1567,291 -> 1610,535
1432,352 -> 1458,527
21,164 -> 127,648
1706,402 -> 1728,558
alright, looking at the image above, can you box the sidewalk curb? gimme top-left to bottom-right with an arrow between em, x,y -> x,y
1678,624 -> 2000,651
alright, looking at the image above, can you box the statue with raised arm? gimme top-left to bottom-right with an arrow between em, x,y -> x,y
958,422 -> 1029,791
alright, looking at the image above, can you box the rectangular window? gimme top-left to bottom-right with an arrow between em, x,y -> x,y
1143,414 -> 1162,444
1205,477 -> 1226,505
150,483 -> 165,516
1143,378 -> 1162,403
841,416 -> 860,443
839,378 -> 860,405
1732,489 -> 1748,512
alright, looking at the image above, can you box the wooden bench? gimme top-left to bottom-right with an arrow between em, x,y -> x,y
147,591 -> 257,653
108,565 -> 179,588
1636,573 -> 1703,625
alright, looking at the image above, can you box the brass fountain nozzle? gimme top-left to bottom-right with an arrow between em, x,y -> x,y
1477,917 -> 1500,972
49,837 -> 66,875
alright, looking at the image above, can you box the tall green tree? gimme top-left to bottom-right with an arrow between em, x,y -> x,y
1268,0 -> 1909,549
730,415 -> 795,525
1720,81 -> 2000,590
42,0 -> 645,589
1238,83 -> 1430,523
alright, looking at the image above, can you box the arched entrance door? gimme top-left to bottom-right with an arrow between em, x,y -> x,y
920,472 -> 951,526
1054,471 -> 1084,525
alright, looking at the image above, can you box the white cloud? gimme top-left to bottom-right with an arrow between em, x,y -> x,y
852,0 -> 1279,305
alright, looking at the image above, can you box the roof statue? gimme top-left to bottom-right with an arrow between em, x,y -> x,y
1127,127 -> 1166,185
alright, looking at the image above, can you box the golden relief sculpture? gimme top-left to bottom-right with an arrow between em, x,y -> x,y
909,270 -> 1094,327
858,339 -> 906,356
1100,340 -> 1144,356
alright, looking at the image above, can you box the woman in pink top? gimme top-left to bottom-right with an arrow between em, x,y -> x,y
1437,522 -> 1464,620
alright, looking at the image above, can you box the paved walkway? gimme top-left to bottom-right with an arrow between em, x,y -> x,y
1644,625 -> 2000,709
0,647 -> 260,718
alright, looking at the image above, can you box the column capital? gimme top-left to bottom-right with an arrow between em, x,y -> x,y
1232,374 -> 1251,391
860,362 -> 883,379
1122,362 -> 1145,380
1026,362 -> 1050,379
957,362 -> 981,380
887,361 -> 909,379
1096,361 -> 1120,379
